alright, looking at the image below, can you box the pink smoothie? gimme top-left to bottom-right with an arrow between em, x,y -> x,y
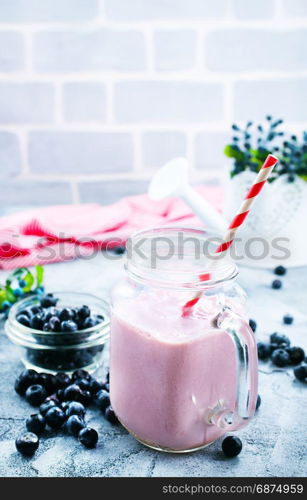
110,290 -> 257,451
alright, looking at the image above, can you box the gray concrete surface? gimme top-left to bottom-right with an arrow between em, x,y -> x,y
0,253 -> 306,477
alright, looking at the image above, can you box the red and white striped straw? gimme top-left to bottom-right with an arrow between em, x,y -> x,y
182,154 -> 279,317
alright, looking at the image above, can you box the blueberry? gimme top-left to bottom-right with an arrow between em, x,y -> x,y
274,265 -> 287,276
61,401 -> 70,411
287,346 -> 305,365
257,342 -> 271,360
40,295 -> 58,308
16,314 -> 31,327
256,394 -> 261,410
0,300 -> 11,311
283,314 -> 293,325
82,317 -> 96,329
61,320 -> 78,332
26,414 -> 46,434
222,436 -> 242,458
272,279 -> 282,290
18,279 -> 26,288
39,400 -> 57,416
13,288 -> 23,298
30,314 -> 45,330
45,393 -> 60,405
104,405 -> 119,425
31,305 -> 42,315
66,401 -> 85,418
89,379 -> 105,395
271,348 -> 290,367
59,308 -> 74,321
113,245 -> 126,255
78,305 -> 90,320
249,319 -> 257,333
63,384 -> 83,402
15,432 -> 39,456
57,389 -> 65,402
14,369 -> 39,396
79,390 -> 92,407
66,415 -> 85,437
270,332 -> 290,347
95,390 -> 110,411
294,363 -> 307,382
45,406 -> 66,429
54,372 -> 71,390
25,384 -> 47,406
36,373 -> 56,394
72,369 -> 91,382
48,316 -> 61,331
19,308 -> 32,318
78,427 -> 98,448
75,378 -> 91,391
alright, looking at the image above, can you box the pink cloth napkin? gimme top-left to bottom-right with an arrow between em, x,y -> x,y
0,186 -> 223,270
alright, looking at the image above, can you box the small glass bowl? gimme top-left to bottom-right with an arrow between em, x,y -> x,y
5,291 -> 110,374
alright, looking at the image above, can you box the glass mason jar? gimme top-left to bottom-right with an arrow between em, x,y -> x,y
110,227 -> 258,453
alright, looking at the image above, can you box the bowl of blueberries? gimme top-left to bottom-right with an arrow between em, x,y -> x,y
5,292 -> 110,374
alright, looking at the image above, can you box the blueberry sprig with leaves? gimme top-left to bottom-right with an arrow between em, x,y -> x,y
224,116 -> 284,180
0,265 -> 44,317
276,132 -> 307,182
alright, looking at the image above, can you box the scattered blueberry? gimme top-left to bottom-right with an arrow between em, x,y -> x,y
283,314 -> 293,325
272,279 -> 282,290
274,265 -> 287,276
271,349 -> 290,367
75,378 -> 91,391
16,314 -> 31,327
39,400 -> 57,416
95,390 -> 110,412
89,379 -> 105,395
294,363 -> 307,382
15,432 -> 39,456
66,415 -> 85,437
1,300 -> 11,311
37,372 -> 57,395
25,384 -> 47,406
257,342 -> 271,360
256,394 -> 261,410
18,279 -> 26,288
270,332 -> 290,347
78,306 -> 90,320
72,369 -> 91,382
79,390 -> 92,407
63,384 -> 83,402
54,372 -> 71,390
45,406 -> 66,429
66,401 -> 85,418
40,294 -> 58,308
56,389 -> 65,402
13,288 -> 23,298
287,346 -> 305,365
61,320 -> 78,332
30,314 -> 45,330
26,414 -> 46,434
78,427 -> 98,448
14,369 -> 39,396
222,436 -> 242,458
249,319 -> 257,333
104,405 -> 119,425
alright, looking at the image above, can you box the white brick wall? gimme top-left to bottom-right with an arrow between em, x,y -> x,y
0,0 -> 306,206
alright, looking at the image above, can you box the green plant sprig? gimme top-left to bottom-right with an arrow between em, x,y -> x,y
0,265 -> 44,317
224,116 -> 284,180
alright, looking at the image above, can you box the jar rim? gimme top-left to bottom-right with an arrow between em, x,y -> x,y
125,226 -> 238,289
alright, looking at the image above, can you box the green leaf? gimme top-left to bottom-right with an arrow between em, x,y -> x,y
35,265 -> 44,287
224,145 -> 245,161
5,285 -> 16,303
299,174 -> 307,182
23,271 -> 35,292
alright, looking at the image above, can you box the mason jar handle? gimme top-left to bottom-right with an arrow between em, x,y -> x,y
213,306 -> 257,427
